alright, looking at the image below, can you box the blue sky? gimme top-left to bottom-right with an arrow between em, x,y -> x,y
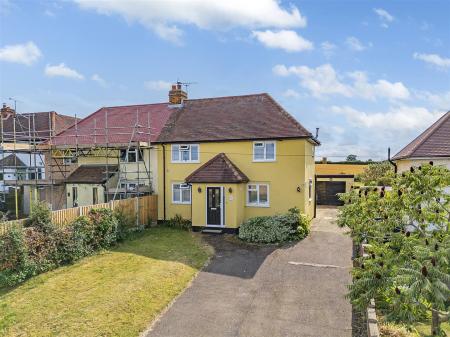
1,0 -> 449,160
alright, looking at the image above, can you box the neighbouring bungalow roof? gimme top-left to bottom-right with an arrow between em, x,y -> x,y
156,93 -> 318,144
2,111 -> 78,143
185,153 -> 249,183
0,154 -> 27,168
50,103 -> 175,147
393,111 -> 450,160
66,165 -> 118,184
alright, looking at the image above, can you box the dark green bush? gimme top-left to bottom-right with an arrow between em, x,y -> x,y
24,201 -> 53,233
114,207 -> 137,240
88,208 -> 118,249
166,214 -> 191,231
239,207 -> 310,244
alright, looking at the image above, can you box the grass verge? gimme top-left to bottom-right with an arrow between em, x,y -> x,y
0,227 -> 211,337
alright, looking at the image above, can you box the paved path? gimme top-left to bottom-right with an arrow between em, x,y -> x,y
145,207 -> 352,337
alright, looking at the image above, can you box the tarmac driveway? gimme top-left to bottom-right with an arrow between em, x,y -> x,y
145,207 -> 352,337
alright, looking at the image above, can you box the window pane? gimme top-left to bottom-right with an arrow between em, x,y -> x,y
254,145 -> 265,160
248,190 -> 258,203
138,149 -> 144,161
259,185 -> 268,203
182,187 -> 191,203
172,145 -> 180,161
181,150 -> 190,161
266,143 -> 275,160
173,184 -> 181,202
120,149 -> 127,162
128,150 -> 137,163
191,145 -> 199,161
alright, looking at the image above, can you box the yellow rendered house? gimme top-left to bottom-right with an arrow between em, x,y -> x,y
154,88 -> 319,232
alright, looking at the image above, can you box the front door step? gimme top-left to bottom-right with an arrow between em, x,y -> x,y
201,228 -> 223,234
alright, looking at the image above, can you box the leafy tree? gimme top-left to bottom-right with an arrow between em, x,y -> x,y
357,161 -> 395,186
346,154 -> 358,162
338,163 -> 450,336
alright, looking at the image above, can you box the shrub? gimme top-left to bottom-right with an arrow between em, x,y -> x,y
0,227 -> 36,286
25,201 -> 53,233
88,208 -> 118,249
166,214 -> 191,231
114,207 -> 137,240
239,207 -> 310,244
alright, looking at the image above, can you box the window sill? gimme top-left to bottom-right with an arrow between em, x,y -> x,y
172,201 -> 191,205
252,159 -> 276,163
246,203 -> 270,208
171,161 -> 200,164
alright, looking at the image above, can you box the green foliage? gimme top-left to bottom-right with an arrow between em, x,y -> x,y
24,201 -> 53,233
357,161 -> 395,186
338,163 -> 450,335
239,207 -> 310,244
166,214 -> 192,231
114,207 -> 137,240
0,206 -> 139,288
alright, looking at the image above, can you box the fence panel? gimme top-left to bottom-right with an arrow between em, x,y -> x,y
0,195 -> 158,234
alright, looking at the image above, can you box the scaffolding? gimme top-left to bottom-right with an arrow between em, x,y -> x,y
1,105 -> 154,220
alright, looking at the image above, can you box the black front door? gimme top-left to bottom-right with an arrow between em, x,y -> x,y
207,187 -> 222,226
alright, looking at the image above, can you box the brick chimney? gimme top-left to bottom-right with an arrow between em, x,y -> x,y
169,83 -> 187,105
1,103 -> 16,120
322,157 -> 327,164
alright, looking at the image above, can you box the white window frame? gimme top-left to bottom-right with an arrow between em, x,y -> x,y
246,183 -> 270,207
253,141 -> 276,162
308,178 -> 313,202
172,183 -> 192,204
171,144 -> 200,163
120,148 -> 143,163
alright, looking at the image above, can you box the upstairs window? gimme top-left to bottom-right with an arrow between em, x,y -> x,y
120,148 -> 143,163
171,144 -> 199,163
253,141 -> 276,162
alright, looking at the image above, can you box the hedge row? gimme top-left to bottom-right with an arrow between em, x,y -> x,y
0,202 -> 137,287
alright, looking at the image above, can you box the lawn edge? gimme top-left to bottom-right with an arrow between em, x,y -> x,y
139,233 -> 214,337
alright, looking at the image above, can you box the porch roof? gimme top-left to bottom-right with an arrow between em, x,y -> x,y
66,165 -> 118,184
185,153 -> 249,184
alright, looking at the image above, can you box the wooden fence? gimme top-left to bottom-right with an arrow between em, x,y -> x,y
0,195 -> 158,235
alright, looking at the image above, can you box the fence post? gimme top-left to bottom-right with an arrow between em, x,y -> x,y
78,206 -> 82,217
135,197 -> 140,228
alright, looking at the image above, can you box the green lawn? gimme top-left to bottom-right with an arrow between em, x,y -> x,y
414,321 -> 450,337
0,227 -> 211,337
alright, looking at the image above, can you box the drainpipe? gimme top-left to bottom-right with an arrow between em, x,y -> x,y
388,147 -> 397,173
162,144 -> 166,220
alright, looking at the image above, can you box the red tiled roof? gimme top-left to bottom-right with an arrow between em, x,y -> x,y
393,111 -> 450,160
2,111 -> 78,143
51,103 -> 174,146
156,93 -> 316,143
66,165 -> 118,184
185,153 -> 249,183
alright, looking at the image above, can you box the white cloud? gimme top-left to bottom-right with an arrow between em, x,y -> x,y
415,90 -> 450,110
0,41 -> 42,65
45,63 -> 84,80
91,73 -> 107,87
373,8 -> 394,28
283,89 -> 301,98
273,64 -> 410,100
74,0 -> 307,44
331,105 -> 440,131
321,41 -> 336,57
252,30 -> 313,52
144,80 -> 172,91
413,52 -> 450,70
345,36 -> 368,52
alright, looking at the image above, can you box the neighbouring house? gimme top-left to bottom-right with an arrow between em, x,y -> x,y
392,111 -> 450,172
315,158 -> 367,206
48,100 -> 174,209
154,88 -> 319,232
0,104 -> 77,216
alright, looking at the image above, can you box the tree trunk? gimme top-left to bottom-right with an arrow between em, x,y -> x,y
431,308 -> 440,336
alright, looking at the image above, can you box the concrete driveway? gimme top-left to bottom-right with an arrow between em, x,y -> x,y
145,207 -> 352,337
